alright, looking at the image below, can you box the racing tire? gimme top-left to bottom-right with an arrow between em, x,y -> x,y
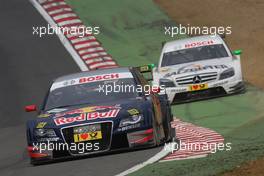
152,110 -> 162,146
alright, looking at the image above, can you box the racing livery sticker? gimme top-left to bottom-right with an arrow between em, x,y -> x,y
127,108 -> 140,116
47,108 -> 67,113
185,40 -> 214,49
74,131 -> 102,142
38,114 -> 50,118
54,108 -> 120,125
165,64 -> 228,77
36,122 -> 47,128
189,83 -> 208,91
54,106 -> 119,118
50,72 -> 134,91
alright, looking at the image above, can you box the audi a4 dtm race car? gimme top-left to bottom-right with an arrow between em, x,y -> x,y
25,67 -> 175,164
152,35 -> 245,103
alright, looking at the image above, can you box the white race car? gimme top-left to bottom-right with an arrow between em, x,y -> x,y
152,35 -> 245,103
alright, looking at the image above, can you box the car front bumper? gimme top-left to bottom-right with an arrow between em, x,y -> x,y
164,78 -> 245,103
27,128 -> 155,165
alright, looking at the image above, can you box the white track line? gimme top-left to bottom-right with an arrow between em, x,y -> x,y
160,154 -> 207,162
29,0 -> 88,71
115,142 -> 176,176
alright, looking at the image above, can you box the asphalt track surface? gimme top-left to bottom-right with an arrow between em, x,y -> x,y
0,0 -> 162,175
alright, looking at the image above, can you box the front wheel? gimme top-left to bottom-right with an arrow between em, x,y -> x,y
152,114 -> 161,146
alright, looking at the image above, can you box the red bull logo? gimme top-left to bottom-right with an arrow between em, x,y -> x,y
54,108 -> 120,126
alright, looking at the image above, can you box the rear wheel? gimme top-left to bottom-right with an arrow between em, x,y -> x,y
162,103 -> 175,142
164,114 -> 176,142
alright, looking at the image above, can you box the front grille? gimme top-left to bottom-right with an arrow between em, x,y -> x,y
61,122 -> 112,155
176,72 -> 218,85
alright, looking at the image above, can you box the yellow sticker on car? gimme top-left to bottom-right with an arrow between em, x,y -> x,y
36,122 -> 47,128
73,131 -> 102,142
127,109 -> 139,115
38,114 -> 50,118
189,83 -> 208,91
140,65 -> 149,72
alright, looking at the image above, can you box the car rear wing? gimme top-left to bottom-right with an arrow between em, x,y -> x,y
135,64 -> 155,81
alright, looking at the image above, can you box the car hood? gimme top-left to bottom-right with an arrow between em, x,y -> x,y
36,97 -> 150,127
159,57 -> 234,78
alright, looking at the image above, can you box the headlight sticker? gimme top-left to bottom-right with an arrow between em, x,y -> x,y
117,123 -> 141,132
37,114 -> 51,118
118,114 -> 143,131
34,128 -> 57,138
36,122 -> 47,128
127,108 -> 140,116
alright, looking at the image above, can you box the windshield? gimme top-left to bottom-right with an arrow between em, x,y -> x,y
161,44 -> 229,67
44,78 -> 138,110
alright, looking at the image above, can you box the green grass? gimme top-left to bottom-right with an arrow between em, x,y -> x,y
171,85 -> 264,136
66,0 -> 264,175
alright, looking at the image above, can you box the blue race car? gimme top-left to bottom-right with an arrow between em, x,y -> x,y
25,66 -> 175,164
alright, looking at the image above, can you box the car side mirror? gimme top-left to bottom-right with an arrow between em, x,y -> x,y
232,49 -> 242,56
25,105 -> 37,112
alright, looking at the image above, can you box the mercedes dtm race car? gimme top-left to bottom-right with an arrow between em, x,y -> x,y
152,35 -> 245,103
25,67 -> 175,164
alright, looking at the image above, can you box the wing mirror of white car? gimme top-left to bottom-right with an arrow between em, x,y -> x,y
232,49 -> 242,56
